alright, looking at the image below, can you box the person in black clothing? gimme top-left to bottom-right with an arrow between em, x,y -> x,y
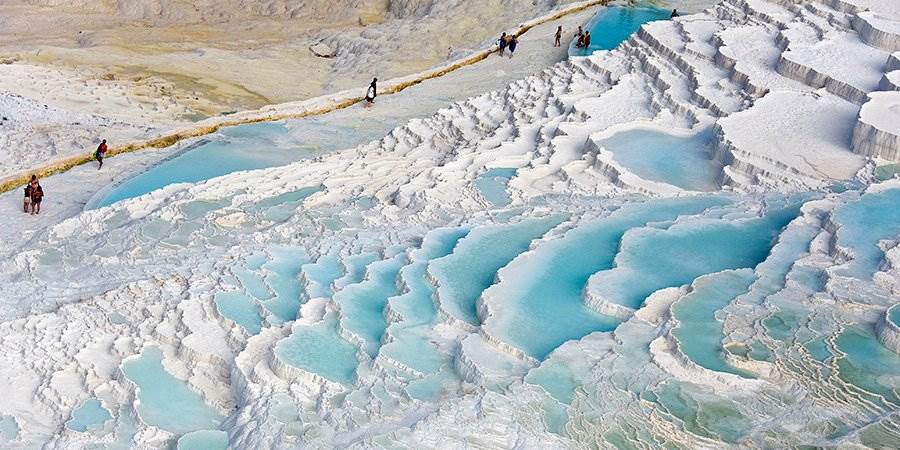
364,78 -> 377,107
23,175 -> 34,213
671,9 -> 678,17
554,26 -> 563,47
498,32 -> 508,56
508,35 -> 518,57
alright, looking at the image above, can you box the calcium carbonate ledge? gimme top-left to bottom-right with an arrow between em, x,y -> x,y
851,91 -> 900,161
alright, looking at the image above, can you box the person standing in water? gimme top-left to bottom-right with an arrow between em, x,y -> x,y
364,77 -> 377,107
508,35 -> 518,57
554,26 -> 563,47
23,175 -> 34,213
582,31 -> 592,49
29,177 -> 43,215
95,139 -> 108,170
498,32 -> 508,56
575,26 -> 584,47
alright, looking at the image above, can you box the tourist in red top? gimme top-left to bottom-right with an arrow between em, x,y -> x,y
96,139 -> 108,170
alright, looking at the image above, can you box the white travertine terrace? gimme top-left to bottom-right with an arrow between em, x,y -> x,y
1,0 -> 899,448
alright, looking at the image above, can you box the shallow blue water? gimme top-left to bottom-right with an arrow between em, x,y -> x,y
335,255 -> 407,358
254,185 -> 324,222
832,188 -> 900,279
653,382 -> 750,442
763,310 -> 799,342
388,263 -> 439,327
875,164 -> 900,181
178,199 -> 228,221
0,415 -> 19,442
177,430 -> 228,450
302,252 -> 345,299
93,122 -> 305,208
405,370 -> 454,401
671,270 -> 755,376
275,313 -> 360,385
835,326 -> 900,403
232,264 -> 273,302
804,338 -> 833,362
590,201 -> 800,312
379,228 -> 469,395
890,305 -> 900,328
65,398 -> 112,432
475,168 -> 517,207
382,330 -> 446,375
741,206 -> 820,305
92,115 -> 388,208
570,6 -> 672,56
429,215 -> 566,326
269,394 -> 299,423
597,127 -> 720,191
121,347 -> 224,434
104,405 -> 140,450
386,227 -> 469,328
214,291 -> 263,334
253,186 -> 322,210
335,252 -> 380,290
526,362 -> 579,404
486,196 -> 729,359
273,249 -> 421,384
260,246 -> 309,322
541,398 -> 569,435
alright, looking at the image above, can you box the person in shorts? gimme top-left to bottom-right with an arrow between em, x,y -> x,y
23,175 -> 34,213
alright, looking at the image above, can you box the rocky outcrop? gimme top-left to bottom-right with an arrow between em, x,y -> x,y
851,91 -> 900,161
852,11 -> 900,52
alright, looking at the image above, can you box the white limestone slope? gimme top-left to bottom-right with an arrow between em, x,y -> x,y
0,0 -> 899,449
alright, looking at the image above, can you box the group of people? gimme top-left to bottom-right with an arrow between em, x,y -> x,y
22,10 -> 688,214
558,7 -> 678,51
497,32 -> 519,57
19,139 -> 107,216
22,175 -> 43,215
553,25 -> 592,49
573,26 -> 592,49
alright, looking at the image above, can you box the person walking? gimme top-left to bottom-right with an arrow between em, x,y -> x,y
23,175 -> 34,213
554,26 -> 563,47
364,78 -> 377,107
95,139 -> 108,170
498,32 -> 508,56
508,35 -> 518,57
29,177 -> 43,215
